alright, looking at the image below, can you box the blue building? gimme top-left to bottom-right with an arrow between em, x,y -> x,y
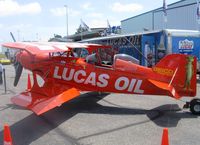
121,0 -> 200,34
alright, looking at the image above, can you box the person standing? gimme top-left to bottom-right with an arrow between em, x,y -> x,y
0,63 -> 3,85
144,41 -> 152,67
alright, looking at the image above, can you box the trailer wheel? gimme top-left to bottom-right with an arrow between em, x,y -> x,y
190,99 -> 200,115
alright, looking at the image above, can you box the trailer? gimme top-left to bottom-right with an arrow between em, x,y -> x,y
81,29 -> 200,72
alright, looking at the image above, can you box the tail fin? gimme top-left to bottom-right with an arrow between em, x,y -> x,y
152,54 -> 196,97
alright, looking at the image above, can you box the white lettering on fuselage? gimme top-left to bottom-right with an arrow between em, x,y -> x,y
53,66 -> 61,79
54,66 -> 109,88
84,72 -> 96,86
115,77 -> 129,91
74,70 -> 86,83
115,77 -> 144,93
53,66 -> 144,93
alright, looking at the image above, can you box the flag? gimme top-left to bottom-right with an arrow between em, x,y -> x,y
197,0 -> 200,24
80,19 -> 90,31
107,20 -> 111,30
163,0 -> 167,22
106,20 -> 112,35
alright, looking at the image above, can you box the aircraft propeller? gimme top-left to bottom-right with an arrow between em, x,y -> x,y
13,52 -> 23,86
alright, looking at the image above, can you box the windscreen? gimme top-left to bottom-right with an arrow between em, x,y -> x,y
114,54 -> 140,64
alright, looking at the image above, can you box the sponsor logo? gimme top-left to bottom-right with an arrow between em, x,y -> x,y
152,67 -> 174,76
179,39 -> 194,53
53,66 -> 144,93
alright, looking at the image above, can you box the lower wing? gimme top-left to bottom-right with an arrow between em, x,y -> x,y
11,87 -> 80,115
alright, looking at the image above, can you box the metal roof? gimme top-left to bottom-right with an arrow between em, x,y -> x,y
80,29 -> 200,42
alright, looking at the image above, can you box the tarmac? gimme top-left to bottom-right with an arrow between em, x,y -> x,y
0,65 -> 200,145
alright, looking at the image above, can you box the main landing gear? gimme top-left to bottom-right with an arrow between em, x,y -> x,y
183,98 -> 200,115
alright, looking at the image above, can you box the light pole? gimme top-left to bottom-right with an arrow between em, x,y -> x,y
17,30 -> 20,41
64,5 -> 68,37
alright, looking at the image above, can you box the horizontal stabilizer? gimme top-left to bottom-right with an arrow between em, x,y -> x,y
11,88 -> 80,115
152,54 -> 196,97
148,79 -> 181,99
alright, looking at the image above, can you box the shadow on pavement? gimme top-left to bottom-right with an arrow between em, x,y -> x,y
0,92 -> 108,145
0,92 -> 198,144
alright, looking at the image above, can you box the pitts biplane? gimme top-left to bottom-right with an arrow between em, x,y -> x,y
2,42 -> 200,115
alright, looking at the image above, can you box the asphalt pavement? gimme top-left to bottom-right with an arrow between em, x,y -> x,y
0,65 -> 200,145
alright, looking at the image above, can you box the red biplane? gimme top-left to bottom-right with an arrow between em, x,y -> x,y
2,42 -> 200,115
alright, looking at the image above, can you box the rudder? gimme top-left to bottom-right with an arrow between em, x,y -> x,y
153,54 -> 196,97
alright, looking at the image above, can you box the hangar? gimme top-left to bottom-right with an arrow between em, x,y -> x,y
121,0 -> 200,34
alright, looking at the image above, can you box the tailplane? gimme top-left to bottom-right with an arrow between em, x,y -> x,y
152,54 -> 196,97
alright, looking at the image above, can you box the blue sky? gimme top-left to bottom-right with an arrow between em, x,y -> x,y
0,0 -> 178,42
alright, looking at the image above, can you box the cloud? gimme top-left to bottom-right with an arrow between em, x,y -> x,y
111,2 -> 143,13
50,7 -> 80,17
0,39 -> 4,42
89,20 -> 107,28
3,23 -> 32,30
0,0 -> 41,17
22,26 -> 67,41
81,2 -> 92,10
86,12 -> 103,18
0,24 -> 3,28
50,7 -> 65,16
88,19 -> 119,28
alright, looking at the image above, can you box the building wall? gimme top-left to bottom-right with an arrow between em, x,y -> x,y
122,12 -> 153,33
121,0 -> 199,34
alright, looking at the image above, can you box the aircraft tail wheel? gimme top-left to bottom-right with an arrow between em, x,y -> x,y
190,99 -> 200,115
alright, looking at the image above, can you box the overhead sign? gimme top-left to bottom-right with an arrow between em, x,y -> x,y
101,35 -> 141,48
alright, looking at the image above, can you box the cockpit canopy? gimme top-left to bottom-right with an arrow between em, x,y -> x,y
86,52 -> 140,68
114,54 -> 139,65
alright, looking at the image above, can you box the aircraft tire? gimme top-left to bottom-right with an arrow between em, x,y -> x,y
190,99 -> 200,115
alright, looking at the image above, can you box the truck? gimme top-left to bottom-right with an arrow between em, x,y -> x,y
81,29 -> 200,72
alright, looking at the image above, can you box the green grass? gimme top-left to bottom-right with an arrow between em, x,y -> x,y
0,53 -> 6,58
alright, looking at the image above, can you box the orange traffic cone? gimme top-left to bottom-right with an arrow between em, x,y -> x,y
161,128 -> 169,145
27,73 -> 32,90
3,124 -> 13,145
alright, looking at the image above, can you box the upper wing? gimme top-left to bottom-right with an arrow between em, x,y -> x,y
2,42 -> 90,55
2,42 -> 112,55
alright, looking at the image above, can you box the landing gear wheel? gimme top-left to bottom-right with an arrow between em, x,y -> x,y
190,99 -> 200,115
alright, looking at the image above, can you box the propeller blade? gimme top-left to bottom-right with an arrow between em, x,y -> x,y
13,61 -> 23,86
